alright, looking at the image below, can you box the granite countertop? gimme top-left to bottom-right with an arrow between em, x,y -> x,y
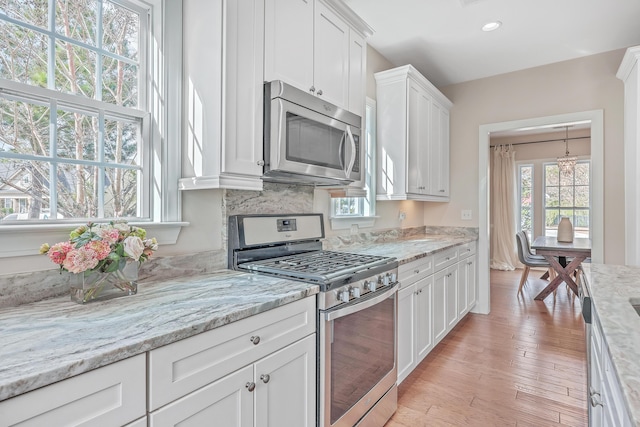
0,270 -> 318,402
582,264 -> 640,425
325,233 -> 477,263
0,233 -> 476,403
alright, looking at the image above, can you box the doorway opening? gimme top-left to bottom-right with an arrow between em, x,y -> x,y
474,110 -> 604,315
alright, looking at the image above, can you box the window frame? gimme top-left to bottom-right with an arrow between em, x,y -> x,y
517,163 -> 534,243
542,159 -> 591,239
0,0 -> 185,258
330,97 -> 377,230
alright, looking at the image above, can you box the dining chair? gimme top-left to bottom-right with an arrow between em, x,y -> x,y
516,231 -> 555,293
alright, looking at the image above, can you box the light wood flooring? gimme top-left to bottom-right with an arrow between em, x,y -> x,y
385,269 -> 587,427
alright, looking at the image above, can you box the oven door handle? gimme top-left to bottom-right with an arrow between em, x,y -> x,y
325,283 -> 399,322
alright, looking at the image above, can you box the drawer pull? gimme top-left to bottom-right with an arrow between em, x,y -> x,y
467,261 -> 473,266
260,374 -> 271,383
250,335 -> 261,345
414,269 -> 420,274
246,382 -> 256,392
590,395 -> 603,408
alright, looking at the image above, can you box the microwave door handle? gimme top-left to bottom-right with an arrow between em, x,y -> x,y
345,126 -> 356,177
338,131 -> 346,170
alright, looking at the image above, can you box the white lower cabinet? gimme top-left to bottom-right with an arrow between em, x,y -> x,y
397,274 -> 433,384
148,296 -> 316,427
0,354 -> 146,427
150,334 -> 316,427
397,242 -> 478,384
589,313 -> 633,426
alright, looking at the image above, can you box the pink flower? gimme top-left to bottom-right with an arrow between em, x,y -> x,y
98,228 -> 120,245
63,247 -> 100,274
48,242 -> 73,265
86,240 -> 111,260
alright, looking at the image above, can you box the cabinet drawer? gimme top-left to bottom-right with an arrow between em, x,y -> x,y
149,296 -> 316,410
457,242 -> 476,260
0,354 -> 145,427
434,247 -> 458,272
398,255 -> 433,288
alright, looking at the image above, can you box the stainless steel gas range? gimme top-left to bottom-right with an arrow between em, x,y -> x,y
228,213 -> 399,427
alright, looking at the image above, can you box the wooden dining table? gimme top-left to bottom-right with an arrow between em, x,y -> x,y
530,236 -> 592,300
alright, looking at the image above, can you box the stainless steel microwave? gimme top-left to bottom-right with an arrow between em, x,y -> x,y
263,80 -> 362,186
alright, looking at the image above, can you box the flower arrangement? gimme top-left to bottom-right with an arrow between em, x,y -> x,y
40,221 -> 158,274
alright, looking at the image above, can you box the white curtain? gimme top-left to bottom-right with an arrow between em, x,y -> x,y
491,145 -> 518,270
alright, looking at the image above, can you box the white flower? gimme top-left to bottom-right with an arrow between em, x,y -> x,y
113,222 -> 131,233
123,236 -> 145,261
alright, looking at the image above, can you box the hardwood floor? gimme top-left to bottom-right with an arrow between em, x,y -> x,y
385,269 -> 587,427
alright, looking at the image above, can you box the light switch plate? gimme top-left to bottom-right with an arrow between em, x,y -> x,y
461,210 -> 472,220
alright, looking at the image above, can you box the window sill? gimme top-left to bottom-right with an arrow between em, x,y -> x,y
329,216 -> 377,231
0,221 -> 188,258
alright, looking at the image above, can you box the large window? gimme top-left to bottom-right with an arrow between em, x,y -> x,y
331,98 -> 376,224
518,164 -> 533,242
544,161 -> 590,238
0,0 -> 149,222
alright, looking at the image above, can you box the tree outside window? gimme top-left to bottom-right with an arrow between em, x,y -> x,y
0,0 -> 147,221
518,164 -> 533,242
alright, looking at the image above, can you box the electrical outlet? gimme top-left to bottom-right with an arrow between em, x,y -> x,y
461,210 -> 472,220
350,224 -> 359,235
398,212 -> 406,221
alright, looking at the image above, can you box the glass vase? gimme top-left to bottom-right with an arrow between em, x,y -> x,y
70,262 -> 138,304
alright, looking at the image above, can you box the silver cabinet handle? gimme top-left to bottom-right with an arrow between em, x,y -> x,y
439,189 -> 445,192
257,160 -> 265,166
590,395 -> 603,407
589,387 -> 601,397
414,269 -> 420,274
309,86 -> 315,93
260,374 -> 270,383
250,335 -> 260,345
246,382 -> 256,392
317,89 -> 323,95
467,261 -> 473,265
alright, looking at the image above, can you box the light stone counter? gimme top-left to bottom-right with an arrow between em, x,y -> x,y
582,264 -> 640,425
0,232 -> 476,404
324,233 -> 477,263
0,270 -> 318,402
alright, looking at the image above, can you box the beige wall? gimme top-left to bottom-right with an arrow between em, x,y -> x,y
429,49 -> 625,263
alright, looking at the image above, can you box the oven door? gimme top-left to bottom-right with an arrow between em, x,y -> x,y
319,283 -> 398,427
266,97 -> 361,184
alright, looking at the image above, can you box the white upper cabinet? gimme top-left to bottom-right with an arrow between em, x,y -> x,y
375,65 -> 453,201
264,0 -> 371,112
264,0 -> 314,93
180,0 -> 265,191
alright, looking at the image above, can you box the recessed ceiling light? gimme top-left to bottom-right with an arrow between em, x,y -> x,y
482,21 -> 502,32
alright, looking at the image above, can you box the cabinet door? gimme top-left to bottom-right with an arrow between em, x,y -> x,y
255,335 -> 316,427
433,269 -> 447,344
222,0 -> 265,178
407,81 -> 431,194
149,365 -> 254,427
445,265 -> 458,331
264,0 -> 314,93
313,1 -> 350,109
416,275 -> 434,362
466,256 -> 477,311
397,283 -> 417,384
348,29 -> 366,117
0,354 -> 146,427
428,101 -> 450,197
457,261 -> 468,318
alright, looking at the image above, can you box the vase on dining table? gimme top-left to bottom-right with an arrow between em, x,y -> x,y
557,216 -> 574,243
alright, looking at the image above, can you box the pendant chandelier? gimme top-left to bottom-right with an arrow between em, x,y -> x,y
557,126 -> 577,177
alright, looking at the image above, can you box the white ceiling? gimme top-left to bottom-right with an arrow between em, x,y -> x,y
343,0 -> 640,88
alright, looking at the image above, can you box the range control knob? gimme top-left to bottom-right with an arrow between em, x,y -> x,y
390,272 -> 398,283
365,280 -> 376,292
337,289 -> 350,303
351,287 -> 361,298
383,274 -> 391,286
